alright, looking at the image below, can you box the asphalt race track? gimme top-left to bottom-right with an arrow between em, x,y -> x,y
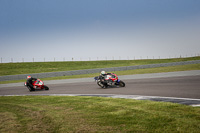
0,70 -> 200,106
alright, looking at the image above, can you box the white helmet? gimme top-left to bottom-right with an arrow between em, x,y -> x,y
27,76 -> 31,79
101,71 -> 106,75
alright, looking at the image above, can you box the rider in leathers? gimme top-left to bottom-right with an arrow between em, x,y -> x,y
26,76 -> 37,89
99,71 -> 113,86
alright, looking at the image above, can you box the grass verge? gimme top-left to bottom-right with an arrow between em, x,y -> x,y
0,96 -> 200,132
0,56 -> 200,76
1,63 -> 200,84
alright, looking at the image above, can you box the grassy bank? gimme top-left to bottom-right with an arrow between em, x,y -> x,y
0,56 -> 200,76
1,63 -> 200,84
0,96 -> 199,132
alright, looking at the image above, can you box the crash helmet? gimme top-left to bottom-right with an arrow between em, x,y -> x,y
101,71 -> 106,75
27,76 -> 31,79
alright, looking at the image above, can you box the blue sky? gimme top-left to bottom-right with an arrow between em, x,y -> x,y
0,0 -> 200,62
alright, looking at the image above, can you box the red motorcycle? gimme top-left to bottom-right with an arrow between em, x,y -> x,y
94,73 -> 125,88
24,79 -> 49,92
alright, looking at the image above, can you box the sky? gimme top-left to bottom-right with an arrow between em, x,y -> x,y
0,0 -> 200,62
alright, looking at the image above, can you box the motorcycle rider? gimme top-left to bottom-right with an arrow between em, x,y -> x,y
26,76 -> 37,90
100,71 -> 106,76
99,71 -> 113,85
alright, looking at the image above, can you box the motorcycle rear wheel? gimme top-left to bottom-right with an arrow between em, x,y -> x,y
44,85 -> 49,90
119,81 -> 125,87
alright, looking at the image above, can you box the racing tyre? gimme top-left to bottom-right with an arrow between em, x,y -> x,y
97,81 -> 102,87
27,86 -> 35,92
97,81 -> 107,89
119,81 -> 125,87
102,82 -> 108,89
44,85 -> 49,90
102,84 -> 107,89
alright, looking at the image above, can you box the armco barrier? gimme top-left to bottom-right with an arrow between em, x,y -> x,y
0,60 -> 200,81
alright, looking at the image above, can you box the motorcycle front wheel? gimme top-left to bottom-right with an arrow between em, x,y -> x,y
97,81 -> 107,89
27,86 -> 35,92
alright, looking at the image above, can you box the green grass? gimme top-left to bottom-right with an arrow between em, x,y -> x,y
0,96 -> 199,132
1,63 -> 199,84
0,56 -> 200,76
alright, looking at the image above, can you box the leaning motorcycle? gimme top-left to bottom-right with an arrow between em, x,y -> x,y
24,79 -> 49,92
94,73 -> 125,88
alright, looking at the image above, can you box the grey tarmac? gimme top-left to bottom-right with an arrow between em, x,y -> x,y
0,70 -> 200,106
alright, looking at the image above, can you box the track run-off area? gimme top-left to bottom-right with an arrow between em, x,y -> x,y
0,70 -> 200,106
